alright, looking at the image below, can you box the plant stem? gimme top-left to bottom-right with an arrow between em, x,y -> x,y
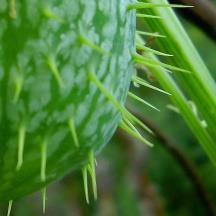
138,0 -> 216,164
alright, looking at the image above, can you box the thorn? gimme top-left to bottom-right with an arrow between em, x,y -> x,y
40,140 -> 47,214
68,118 -> 79,147
41,139 -> 47,182
13,75 -> 23,103
136,43 -> 173,57
9,0 -> 16,19
136,13 -> 161,19
47,56 -> 64,88
16,123 -> 26,171
88,72 -> 122,112
127,2 -> 193,11
167,104 -> 180,113
94,158 -> 98,166
43,8 -> 65,23
137,30 -> 166,38
187,101 -> 207,128
42,188 -> 47,214
120,121 -> 154,147
132,76 -> 171,95
124,110 -> 154,134
7,200 -> 13,216
123,117 -> 143,137
133,53 -> 190,73
128,92 -> 160,111
87,151 -> 97,200
78,36 -> 110,55
82,167 -> 89,204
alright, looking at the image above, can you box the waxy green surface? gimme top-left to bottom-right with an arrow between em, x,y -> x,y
0,0 -> 135,200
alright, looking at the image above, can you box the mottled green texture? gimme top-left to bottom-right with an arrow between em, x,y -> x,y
0,0 -> 135,200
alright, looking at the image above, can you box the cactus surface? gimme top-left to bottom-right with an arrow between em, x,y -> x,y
0,0 -> 135,200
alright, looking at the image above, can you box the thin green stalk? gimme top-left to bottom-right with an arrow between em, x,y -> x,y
141,0 -> 216,139
136,0 -> 216,164
144,51 -> 216,165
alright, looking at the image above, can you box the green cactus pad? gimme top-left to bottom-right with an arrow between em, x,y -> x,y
0,0 -> 135,200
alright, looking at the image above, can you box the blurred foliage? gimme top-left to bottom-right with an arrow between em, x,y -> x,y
1,3 -> 216,216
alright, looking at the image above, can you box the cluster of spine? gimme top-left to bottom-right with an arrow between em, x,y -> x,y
5,1 -> 189,215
